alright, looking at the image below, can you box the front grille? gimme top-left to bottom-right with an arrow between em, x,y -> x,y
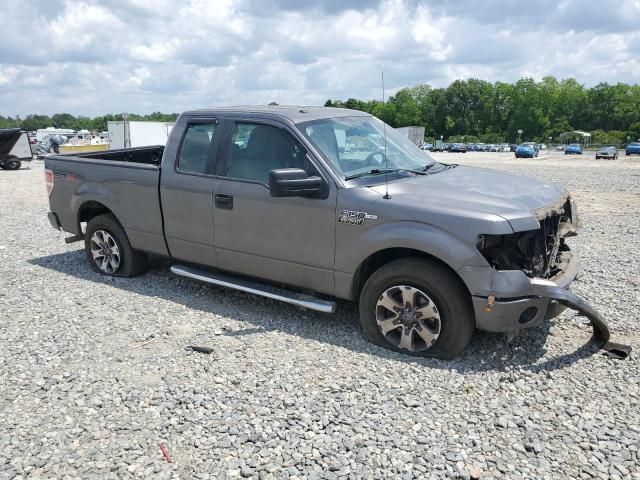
536,199 -> 572,277
537,214 -> 562,277
479,198 -> 575,278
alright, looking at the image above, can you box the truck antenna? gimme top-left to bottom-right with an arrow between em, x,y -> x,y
382,72 -> 391,200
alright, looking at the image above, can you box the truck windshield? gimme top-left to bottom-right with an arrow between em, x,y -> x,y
299,116 -> 435,180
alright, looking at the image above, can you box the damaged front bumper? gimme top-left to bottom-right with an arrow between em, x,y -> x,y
466,253 -> 631,359
468,251 -> 580,333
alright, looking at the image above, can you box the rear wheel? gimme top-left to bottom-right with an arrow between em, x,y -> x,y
84,214 -> 148,277
359,258 -> 475,359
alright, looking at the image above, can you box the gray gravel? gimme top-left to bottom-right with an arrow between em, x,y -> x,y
1,155 -> 639,479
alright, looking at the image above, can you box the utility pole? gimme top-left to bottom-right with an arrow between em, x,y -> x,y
123,113 -> 130,148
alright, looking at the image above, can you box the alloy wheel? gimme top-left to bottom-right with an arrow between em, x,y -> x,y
90,230 -> 121,273
375,285 -> 441,352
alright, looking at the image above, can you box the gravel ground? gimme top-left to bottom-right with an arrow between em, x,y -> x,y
1,155 -> 639,480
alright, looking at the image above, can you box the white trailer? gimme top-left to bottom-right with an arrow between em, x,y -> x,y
395,126 -> 425,145
108,121 -> 174,149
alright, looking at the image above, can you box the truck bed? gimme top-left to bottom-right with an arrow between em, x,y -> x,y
71,145 -> 164,165
45,145 -> 168,257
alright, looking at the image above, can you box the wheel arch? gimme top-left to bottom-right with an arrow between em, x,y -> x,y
351,247 -> 472,302
77,200 -> 118,231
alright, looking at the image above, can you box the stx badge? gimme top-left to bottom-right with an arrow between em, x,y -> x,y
338,210 -> 378,226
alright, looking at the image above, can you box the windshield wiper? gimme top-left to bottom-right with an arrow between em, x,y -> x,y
344,168 -> 426,181
422,162 -> 457,172
344,168 -> 397,181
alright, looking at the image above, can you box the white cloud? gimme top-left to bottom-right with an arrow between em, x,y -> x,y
1,0 -> 639,116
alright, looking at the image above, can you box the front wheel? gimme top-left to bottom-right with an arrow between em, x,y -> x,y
359,258 -> 475,359
84,214 -> 148,277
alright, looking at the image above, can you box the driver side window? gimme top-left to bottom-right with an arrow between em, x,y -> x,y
227,123 -> 308,184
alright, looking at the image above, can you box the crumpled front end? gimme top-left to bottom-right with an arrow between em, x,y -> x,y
468,195 -> 582,332
465,195 -> 631,358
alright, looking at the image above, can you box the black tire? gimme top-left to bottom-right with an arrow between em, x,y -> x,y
84,214 -> 148,277
3,157 -> 21,170
626,152 -> 630,156
595,156 -> 599,159
358,258 -> 475,359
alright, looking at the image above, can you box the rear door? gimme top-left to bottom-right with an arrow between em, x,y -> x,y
160,116 -> 222,267
212,119 -> 337,295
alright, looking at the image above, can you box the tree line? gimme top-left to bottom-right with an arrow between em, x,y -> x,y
0,112 -> 179,134
3,76 -> 640,145
325,76 -> 640,145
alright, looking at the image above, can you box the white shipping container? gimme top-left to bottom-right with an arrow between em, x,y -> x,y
108,121 -> 174,149
395,126 -> 425,145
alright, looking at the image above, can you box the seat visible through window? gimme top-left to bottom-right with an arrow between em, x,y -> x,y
178,123 -> 216,174
228,123 -> 306,184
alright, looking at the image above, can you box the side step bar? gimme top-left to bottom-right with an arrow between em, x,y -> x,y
171,265 -> 336,314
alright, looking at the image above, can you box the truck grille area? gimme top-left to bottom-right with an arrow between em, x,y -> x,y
478,199 -> 575,278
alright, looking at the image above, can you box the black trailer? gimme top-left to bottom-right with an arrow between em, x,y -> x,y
0,128 -> 33,170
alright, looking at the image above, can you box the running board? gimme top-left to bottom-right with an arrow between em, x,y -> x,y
171,265 -> 336,314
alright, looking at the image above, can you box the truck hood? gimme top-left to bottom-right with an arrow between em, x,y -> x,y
370,165 -> 565,230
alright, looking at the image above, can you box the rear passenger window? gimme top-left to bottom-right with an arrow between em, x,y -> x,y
178,123 -> 216,174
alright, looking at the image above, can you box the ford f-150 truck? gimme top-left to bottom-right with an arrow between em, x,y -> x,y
44,106 -> 628,359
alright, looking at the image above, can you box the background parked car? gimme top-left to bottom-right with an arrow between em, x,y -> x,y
625,142 -> 640,156
595,146 -> 618,160
450,143 -> 467,153
515,144 -> 538,158
509,144 -> 517,152
565,144 -> 583,155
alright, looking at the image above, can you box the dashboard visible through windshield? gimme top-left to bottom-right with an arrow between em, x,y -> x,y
299,116 -> 436,181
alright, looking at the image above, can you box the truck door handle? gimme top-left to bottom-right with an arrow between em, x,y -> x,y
215,194 -> 233,209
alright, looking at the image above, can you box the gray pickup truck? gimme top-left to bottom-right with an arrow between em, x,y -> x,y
45,106 -> 625,359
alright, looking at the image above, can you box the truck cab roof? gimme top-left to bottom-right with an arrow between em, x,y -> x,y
184,106 -> 370,124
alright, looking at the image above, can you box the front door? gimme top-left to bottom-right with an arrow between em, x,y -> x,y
213,121 -> 337,295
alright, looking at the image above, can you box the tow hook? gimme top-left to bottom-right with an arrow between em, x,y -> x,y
532,282 -> 632,360
485,294 -> 495,313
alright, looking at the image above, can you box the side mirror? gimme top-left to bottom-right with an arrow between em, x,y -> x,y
269,168 -> 325,198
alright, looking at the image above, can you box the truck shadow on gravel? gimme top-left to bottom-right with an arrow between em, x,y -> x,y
30,251 -> 601,373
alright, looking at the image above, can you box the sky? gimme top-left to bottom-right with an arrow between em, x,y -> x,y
2,0 -> 640,117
